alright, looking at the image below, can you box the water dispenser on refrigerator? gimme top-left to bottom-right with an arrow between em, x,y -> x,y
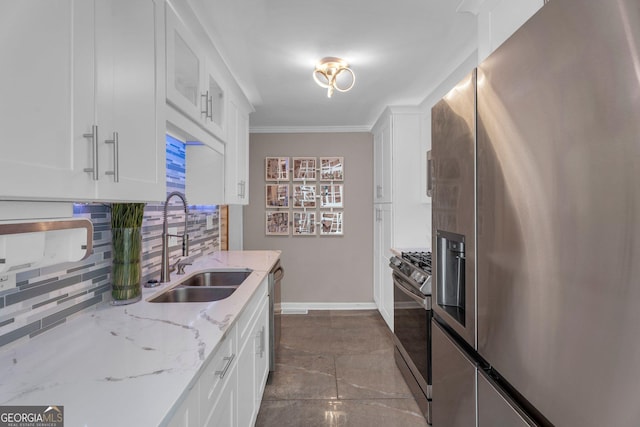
436,230 -> 466,327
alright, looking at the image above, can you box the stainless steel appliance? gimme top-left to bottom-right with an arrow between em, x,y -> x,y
431,0 -> 640,425
267,260 -> 284,380
390,251 -> 432,424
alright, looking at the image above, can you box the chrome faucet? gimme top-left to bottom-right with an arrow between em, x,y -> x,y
160,191 -> 190,283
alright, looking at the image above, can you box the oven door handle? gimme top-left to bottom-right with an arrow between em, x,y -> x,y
393,274 -> 429,310
389,264 -> 424,288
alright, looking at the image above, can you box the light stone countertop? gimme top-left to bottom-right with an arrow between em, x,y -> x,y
0,250 -> 281,427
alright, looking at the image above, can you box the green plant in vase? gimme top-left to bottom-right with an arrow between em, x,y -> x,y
110,203 -> 145,304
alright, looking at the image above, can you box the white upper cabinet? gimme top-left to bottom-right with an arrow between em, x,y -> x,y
224,96 -> 250,205
373,114 -> 393,203
166,7 -> 202,122
166,6 -> 226,142
94,0 -> 166,202
166,3 -> 255,206
0,0 -> 166,202
185,143 -> 225,205
203,58 -> 226,138
0,1 -> 95,200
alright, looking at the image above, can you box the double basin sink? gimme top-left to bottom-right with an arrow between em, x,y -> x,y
149,269 -> 252,303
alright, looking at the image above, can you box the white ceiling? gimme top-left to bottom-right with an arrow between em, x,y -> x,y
190,0 -> 478,131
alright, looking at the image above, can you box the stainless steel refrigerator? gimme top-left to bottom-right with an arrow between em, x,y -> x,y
431,0 -> 640,425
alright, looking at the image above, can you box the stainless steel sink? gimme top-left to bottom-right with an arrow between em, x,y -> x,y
149,286 -> 237,303
178,270 -> 251,287
148,269 -> 252,303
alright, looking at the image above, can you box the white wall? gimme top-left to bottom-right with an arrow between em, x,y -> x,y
244,132 -> 374,309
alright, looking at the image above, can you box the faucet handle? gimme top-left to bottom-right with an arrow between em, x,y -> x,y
174,258 -> 192,275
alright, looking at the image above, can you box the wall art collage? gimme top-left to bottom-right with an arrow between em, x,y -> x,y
265,156 -> 344,236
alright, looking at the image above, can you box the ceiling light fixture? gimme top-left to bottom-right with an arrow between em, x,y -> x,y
312,57 -> 355,98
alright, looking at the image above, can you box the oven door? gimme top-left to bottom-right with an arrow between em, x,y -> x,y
393,271 -> 432,396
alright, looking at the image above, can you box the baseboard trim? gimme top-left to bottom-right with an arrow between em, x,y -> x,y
281,302 -> 378,314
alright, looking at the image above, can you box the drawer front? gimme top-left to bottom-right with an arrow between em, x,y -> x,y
199,323 -> 237,412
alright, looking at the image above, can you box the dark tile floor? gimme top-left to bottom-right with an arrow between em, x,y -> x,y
256,310 -> 429,427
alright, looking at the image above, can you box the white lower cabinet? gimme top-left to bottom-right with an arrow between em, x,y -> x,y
253,303 -> 270,413
200,321 -> 238,427
374,203 -> 393,330
237,293 -> 269,427
164,277 -> 270,427
203,366 -> 237,427
167,384 -> 199,427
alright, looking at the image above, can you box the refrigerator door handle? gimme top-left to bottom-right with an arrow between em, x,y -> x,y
426,150 -> 433,197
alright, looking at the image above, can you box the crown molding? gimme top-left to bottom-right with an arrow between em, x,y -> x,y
249,125 -> 372,134
456,0 -> 485,15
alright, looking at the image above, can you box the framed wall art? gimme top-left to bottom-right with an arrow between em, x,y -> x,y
320,157 -> 344,181
293,211 -> 316,235
265,157 -> 290,181
265,184 -> 289,208
292,184 -> 317,208
319,211 -> 343,235
266,211 -> 289,235
292,157 -> 317,181
320,184 -> 343,208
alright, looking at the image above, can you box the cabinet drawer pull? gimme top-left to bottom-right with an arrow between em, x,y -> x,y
83,125 -> 99,181
105,131 -> 119,182
214,354 -> 235,379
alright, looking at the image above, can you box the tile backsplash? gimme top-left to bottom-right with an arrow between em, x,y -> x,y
0,135 -> 220,349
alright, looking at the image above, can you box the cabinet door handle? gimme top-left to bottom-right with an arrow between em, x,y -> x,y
207,94 -> 213,121
376,185 -> 383,199
83,125 -> 99,181
215,353 -> 235,379
201,91 -> 209,118
238,181 -> 246,198
104,131 -> 119,183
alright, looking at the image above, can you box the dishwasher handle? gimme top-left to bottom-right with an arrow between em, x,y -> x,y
271,266 -> 284,281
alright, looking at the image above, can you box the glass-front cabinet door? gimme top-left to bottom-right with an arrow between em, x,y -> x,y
166,6 -> 227,142
166,6 -> 203,121
174,32 -> 200,110
202,65 -> 225,140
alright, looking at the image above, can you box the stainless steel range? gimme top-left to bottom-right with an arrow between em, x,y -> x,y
389,251 -> 432,424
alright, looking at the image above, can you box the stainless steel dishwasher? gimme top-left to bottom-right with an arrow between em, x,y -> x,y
268,260 -> 284,380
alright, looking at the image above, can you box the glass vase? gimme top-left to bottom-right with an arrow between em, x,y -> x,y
111,227 -> 142,305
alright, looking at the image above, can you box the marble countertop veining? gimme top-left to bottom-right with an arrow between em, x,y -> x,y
0,250 -> 281,427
